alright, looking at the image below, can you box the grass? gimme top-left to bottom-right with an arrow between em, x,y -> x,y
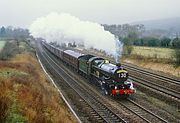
132,46 -> 174,59
0,68 -> 28,79
0,41 -> 6,51
0,40 -> 77,123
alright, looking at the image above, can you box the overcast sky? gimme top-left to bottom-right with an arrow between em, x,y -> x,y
1,0 -> 180,28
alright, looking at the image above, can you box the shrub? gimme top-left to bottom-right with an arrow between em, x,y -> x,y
174,49 -> 180,66
0,41 -> 21,60
124,45 -> 134,56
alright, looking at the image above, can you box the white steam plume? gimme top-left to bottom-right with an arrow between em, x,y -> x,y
29,12 -> 123,62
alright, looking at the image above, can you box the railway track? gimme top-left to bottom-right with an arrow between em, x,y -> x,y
123,64 -> 180,93
118,99 -> 168,123
122,63 -> 180,85
125,65 -> 180,100
40,43 -> 170,123
129,75 -> 180,100
37,43 -> 126,123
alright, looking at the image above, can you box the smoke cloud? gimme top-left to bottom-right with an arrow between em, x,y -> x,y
29,12 -> 123,62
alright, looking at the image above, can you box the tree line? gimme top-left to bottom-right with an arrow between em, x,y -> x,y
103,24 -> 180,48
122,35 -> 180,49
121,33 -> 180,66
0,26 -> 30,40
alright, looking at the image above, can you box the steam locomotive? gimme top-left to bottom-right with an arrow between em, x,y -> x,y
42,41 -> 135,97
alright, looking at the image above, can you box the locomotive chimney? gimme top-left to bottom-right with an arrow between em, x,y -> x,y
116,62 -> 121,67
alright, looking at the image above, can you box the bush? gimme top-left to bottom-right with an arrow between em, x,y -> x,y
171,38 -> 180,49
174,49 -> 180,66
127,45 -> 133,55
124,45 -> 134,56
0,41 -> 21,60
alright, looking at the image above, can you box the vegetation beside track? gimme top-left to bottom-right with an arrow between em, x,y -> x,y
132,46 -> 174,60
123,58 -> 180,77
0,41 -> 6,51
0,40 -> 77,123
122,46 -> 180,77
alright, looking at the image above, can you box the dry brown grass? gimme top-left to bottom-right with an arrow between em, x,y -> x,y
0,52 -> 77,123
132,46 -> 174,59
0,80 -> 12,122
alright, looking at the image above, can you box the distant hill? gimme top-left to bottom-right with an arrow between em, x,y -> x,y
132,17 -> 180,32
